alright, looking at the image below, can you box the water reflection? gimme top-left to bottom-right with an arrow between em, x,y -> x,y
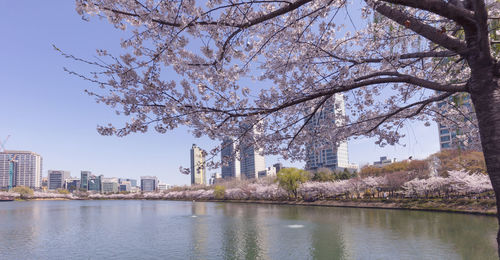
190,202 -> 208,258
216,204 -> 497,259
218,203 -> 268,259
0,201 -> 496,259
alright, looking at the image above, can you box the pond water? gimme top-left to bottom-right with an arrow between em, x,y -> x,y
0,200 -> 497,259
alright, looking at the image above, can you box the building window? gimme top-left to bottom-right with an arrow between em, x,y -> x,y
440,136 -> 451,142
441,143 -> 450,148
440,129 -> 449,135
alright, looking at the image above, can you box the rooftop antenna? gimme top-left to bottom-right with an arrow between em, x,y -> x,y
0,135 -> 10,152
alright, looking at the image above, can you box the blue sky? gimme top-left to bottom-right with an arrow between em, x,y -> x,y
0,1 -> 439,185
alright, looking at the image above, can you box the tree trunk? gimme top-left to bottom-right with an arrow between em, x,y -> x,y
470,80 -> 500,257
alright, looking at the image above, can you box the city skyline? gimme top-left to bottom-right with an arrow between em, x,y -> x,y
0,1 -> 440,186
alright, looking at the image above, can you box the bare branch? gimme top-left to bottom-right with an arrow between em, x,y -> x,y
380,0 -> 475,28
372,1 -> 468,54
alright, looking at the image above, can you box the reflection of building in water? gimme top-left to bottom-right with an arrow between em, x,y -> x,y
309,209 -> 347,259
190,202 -> 208,258
219,204 -> 268,259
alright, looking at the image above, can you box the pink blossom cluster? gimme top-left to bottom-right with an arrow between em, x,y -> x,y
32,192 -> 76,199
0,191 -> 20,198
224,183 -> 288,200
70,0 -> 488,169
403,170 -> 493,197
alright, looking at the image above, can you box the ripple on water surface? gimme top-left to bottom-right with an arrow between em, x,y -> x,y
0,200 -> 497,260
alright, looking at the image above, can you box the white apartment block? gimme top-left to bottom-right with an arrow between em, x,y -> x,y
305,94 -> 353,172
0,151 -> 42,189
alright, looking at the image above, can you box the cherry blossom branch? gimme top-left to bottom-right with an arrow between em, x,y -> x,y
99,0 -> 316,29
366,92 -> 453,133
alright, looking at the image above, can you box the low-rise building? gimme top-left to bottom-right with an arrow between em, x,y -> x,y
48,170 -> 70,190
141,176 -> 158,192
373,156 -> 396,166
273,163 -> 283,174
88,175 -> 103,193
158,183 -> 170,191
65,178 -> 80,192
102,181 -> 118,193
257,166 -> 277,178
119,178 -> 137,187
119,180 -> 132,192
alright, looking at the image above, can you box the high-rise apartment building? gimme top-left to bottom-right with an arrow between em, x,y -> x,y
304,94 -> 355,172
437,93 -> 480,150
237,124 -> 266,179
190,144 -> 206,185
0,151 -> 42,189
221,138 -> 241,180
141,176 -> 158,192
220,124 -> 268,180
48,170 -> 70,190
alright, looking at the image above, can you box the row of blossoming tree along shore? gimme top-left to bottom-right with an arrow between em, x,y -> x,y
0,169 -> 490,201
103,150 -> 494,201
0,150 -> 491,201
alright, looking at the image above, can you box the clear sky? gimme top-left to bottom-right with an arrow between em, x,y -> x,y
0,1 -> 440,185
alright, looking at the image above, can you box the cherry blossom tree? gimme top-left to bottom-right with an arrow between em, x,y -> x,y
69,0 -> 500,250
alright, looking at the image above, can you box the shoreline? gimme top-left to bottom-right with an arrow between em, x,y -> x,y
12,197 -> 496,216
204,199 -> 497,216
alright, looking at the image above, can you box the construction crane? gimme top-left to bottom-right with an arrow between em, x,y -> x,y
0,135 -> 10,152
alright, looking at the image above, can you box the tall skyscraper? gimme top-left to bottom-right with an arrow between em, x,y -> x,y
141,176 -> 158,192
240,142 -> 266,179
0,151 -> 42,189
304,94 -> 353,172
237,124 -> 266,179
190,144 -> 206,185
221,123 -> 267,180
48,170 -> 70,190
221,138 -> 241,180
